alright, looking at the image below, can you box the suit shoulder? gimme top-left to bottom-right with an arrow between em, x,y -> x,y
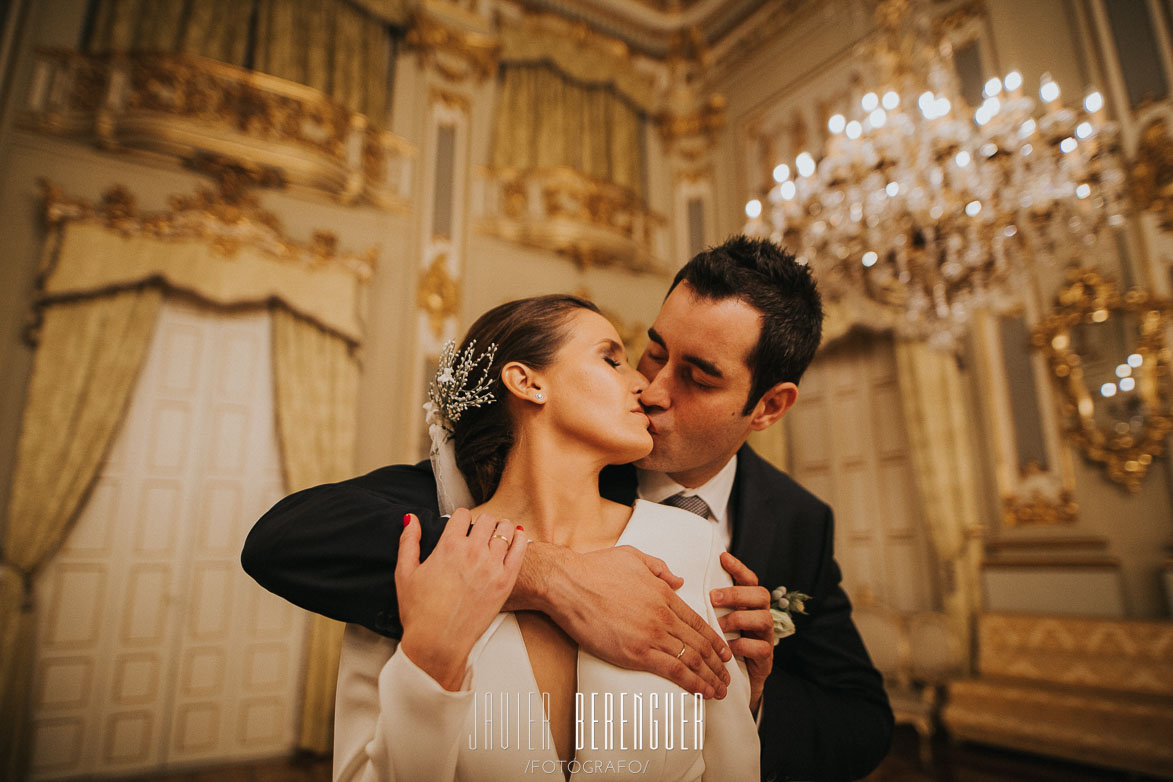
737,445 -> 831,518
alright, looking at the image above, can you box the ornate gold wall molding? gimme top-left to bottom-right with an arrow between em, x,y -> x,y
405,8 -> 499,83
474,166 -> 669,276
21,49 -> 415,212
417,254 -> 460,338
40,180 -> 376,278
1132,116 -> 1173,230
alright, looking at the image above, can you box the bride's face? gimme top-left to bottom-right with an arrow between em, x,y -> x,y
539,309 -> 653,464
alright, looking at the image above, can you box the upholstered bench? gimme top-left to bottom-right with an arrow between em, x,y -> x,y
943,613 -> 1173,778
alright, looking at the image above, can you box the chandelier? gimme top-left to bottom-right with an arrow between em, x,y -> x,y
744,0 -> 1129,349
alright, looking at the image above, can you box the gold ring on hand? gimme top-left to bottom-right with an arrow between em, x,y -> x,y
490,534 -> 511,544
676,643 -> 687,659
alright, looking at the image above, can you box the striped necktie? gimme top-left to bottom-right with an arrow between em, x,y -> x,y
662,492 -> 712,519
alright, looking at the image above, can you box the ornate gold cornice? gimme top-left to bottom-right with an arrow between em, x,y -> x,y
657,93 -> 726,154
1001,492 -> 1080,528
40,179 -> 376,278
405,8 -> 499,83
21,49 -> 415,212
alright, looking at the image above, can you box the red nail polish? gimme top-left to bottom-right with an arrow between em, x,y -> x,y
403,514 -> 411,527
516,525 -> 523,531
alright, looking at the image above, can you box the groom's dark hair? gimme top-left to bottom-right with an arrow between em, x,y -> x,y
453,294 -> 601,504
669,235 -> 823,415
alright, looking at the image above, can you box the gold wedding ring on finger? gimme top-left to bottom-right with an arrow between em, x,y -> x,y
489,534 -> 512,544
676,642 -> 687,660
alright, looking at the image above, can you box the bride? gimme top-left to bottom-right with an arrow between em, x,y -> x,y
333,294 -> 761,781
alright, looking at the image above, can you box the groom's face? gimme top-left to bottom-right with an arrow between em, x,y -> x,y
634,282 -> 762,486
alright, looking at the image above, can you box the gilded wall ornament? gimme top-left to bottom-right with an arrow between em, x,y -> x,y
1031,268 -> 1173,491
405,9 -> 499,83
417,254 -> 460,338
1132,116 -> 1173,231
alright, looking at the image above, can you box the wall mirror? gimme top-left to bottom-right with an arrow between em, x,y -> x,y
1032,268 -> 1173,491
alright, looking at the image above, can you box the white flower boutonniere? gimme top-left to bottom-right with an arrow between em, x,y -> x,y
770,586 -> 811,644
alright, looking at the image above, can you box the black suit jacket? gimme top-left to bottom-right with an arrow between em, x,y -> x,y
242,444 -> 892,781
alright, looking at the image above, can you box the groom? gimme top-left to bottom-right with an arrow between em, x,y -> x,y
243,236 -> 892,781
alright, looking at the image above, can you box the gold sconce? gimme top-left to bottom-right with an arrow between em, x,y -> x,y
1032,268 -> 1173,491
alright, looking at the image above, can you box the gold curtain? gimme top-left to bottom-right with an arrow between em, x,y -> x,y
0,286 -> 164,779
491,64 -> 646,198
894,339 -> 983,669
87,0 -> 397,122
270,305 -> 360,754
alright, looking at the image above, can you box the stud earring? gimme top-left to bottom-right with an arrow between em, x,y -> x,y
535,392 -> 545,401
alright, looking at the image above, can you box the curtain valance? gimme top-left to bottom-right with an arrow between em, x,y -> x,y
497,22 -> 657,113
39,184 -> 374,345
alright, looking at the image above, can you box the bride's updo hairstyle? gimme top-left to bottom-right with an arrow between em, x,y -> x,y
453,294 -> 600,504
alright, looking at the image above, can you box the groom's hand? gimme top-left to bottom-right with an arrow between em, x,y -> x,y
506,542 -> 732,699
711,552 -> 774,713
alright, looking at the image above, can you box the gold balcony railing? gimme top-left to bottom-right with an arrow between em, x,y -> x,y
473,166 -> 669,276
21,49 -> 414,211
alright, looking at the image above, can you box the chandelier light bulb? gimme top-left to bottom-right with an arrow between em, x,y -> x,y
1019,118 -> 1036,137
862,92 -> 879,111
1004,70 -> 1023,91
984,77 -> 1003,97
1040,76 -> 1060,103
745,199 -> 762,219
1100,382 -> 1117,398
795,152 -> 816,177
1060,137 -> 1077,153
1075,121 -> 1093,139
1119,377 -> 1136,392
1076,183 -> 1091,199
935,97 -> 951,116
845,120 -> 862,139
779,180 -> 797,200
869,108 -> 888,127
882,90 -> 900,110
918,91 -> 935,115
965,200 -> 982,216
862,251 -> 878,267
886,181 -> 900,197
828,114 -> 846,134
773,163 -> 791,182
1115,364 -> 1132,378
982,96 -> 1001,115
1084,90 -> 1104,113
955,150 -> 971,167
1128,353 -> 1143,367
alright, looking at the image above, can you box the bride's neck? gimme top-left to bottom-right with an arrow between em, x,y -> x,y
474,433 -> 616,549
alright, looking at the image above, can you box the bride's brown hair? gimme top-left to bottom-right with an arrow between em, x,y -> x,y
453,294 -> 601,504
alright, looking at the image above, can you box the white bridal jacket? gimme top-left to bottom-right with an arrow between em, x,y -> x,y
333,500 -> 761,781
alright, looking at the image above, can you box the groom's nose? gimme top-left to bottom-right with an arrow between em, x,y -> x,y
639,369 -> 671,410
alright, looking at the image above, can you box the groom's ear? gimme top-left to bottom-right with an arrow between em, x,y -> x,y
500,361 -> 544,403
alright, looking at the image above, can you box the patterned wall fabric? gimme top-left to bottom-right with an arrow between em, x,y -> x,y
85,0 -> 401,124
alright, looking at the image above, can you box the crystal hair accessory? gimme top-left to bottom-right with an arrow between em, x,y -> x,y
426,339 -> 499,430
423,338 -> 498,514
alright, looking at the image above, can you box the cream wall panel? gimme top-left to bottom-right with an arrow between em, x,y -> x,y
789,332 -> 933,611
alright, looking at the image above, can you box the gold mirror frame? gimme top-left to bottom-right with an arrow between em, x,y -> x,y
1031,268 -> 1173,491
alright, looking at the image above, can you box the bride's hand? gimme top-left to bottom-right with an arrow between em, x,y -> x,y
397,508 -> 528,690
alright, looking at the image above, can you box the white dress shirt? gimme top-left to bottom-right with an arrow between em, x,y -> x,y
636,455 -> 738,552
